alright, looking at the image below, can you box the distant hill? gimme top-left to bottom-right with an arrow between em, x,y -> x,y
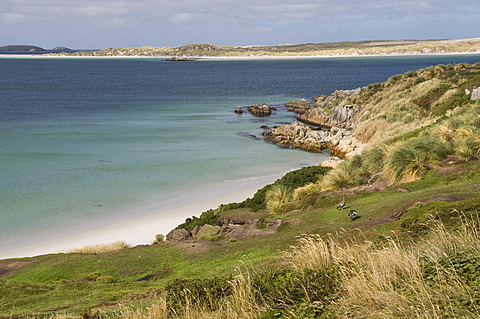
0,45 -> 45,52
51,46 -> 71,51
0,45 -> 72,53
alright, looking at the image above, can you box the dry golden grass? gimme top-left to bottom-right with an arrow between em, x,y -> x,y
282,216 -> 480,318
283,234 -> 336,270
352,75 -> 452,145
419,214 -> 480,260
437,88 -> 458,105
63,241 -> 131,254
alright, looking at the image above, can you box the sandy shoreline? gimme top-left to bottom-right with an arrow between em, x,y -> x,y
1,51 -> 480,61
0,173 -> 285,260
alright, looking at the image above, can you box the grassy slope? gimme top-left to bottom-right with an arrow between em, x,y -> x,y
1,162 -> 479,317
1,63 -> 480,317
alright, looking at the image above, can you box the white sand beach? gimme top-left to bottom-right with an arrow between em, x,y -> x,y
2,50 -> 480,61
0,174 -> 283,260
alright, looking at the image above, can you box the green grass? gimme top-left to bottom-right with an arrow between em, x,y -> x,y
1,161 -> 479,317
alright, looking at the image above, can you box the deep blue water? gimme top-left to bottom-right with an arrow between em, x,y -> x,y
1,54 -> 479,252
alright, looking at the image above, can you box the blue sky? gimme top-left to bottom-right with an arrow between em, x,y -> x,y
1,0 -> 479,49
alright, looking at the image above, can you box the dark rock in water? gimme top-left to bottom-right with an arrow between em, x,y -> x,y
166,228 -> 191,241
165,56 -> 194,61
234,106 -> 243,114
260,125 -> 270,129
247,103 -> 277,117
236,131 -> 259,140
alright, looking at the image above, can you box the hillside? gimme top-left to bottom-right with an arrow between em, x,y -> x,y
0,45 -> 45,52
49,38 -> 480,57
0,62 -> 479,318
0,45 -> 72,53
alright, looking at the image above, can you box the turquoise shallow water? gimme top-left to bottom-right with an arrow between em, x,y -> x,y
1,55 -> 479,252
1,94 -> 325,244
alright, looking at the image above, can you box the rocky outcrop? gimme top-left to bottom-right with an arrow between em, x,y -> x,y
262,122 -> 328,152
262,121 -> 362,156
470,87 -> 480,100
247,103 -> 277,117
284,99 -> 311,113
297,88 -> 362,129
312,89 -> 361,108
165,56 -> 194,61
166,228 -> 191,241
261,88 -> 364,157
166,218 -> 282,242
297,105 -> 360,129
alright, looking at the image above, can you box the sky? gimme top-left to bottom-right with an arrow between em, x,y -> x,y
1,0 -> 479,49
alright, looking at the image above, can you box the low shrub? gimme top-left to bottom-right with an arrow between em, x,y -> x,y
176,208 -> 219,231
152,234 -> 165,244
164,276 -> 233,313
252,268 -> 338,317
179,166 -> 332,230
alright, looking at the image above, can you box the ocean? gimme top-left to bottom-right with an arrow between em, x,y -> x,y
1,54 -> 479,255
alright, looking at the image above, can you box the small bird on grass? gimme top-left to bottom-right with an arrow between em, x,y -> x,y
348,210 -> 358,220
337,195 -> 346,210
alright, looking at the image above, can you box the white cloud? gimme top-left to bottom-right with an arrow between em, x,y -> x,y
169,13 -> 197,24
0,0 -> 478,48
0,13 -> 28,25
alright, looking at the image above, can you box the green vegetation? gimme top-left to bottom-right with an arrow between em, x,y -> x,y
1,62 -> 480,318
177,166 -> 331,230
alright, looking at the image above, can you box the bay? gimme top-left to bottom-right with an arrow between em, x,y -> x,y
1,54 -> 479,255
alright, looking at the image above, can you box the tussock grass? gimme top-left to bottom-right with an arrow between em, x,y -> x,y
362,144 -> 388,173
382,146 -> 427,184
265,184 -> 292,214
292,182 -> 321,201
64,241 -> 131,254
320,162 -> 361,190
